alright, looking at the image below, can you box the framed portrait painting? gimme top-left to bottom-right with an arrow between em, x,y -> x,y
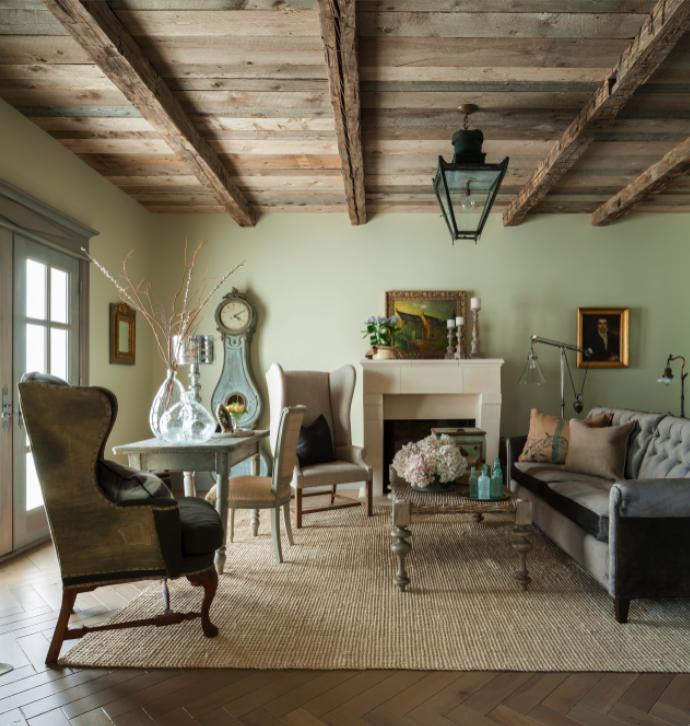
577,307 -> 629,368
385,290 -> 467,359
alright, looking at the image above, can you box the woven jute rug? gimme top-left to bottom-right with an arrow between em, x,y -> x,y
62,507 -> 690,672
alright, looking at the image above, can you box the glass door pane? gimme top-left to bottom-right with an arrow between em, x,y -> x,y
13,235 -> 80,550
0,229 -> 12,558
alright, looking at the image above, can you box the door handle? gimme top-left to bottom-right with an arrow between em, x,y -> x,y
1,385 -> 10,430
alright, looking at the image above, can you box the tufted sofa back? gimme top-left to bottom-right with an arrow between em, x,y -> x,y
638,416 -> 690,479
587,407 -> 668,480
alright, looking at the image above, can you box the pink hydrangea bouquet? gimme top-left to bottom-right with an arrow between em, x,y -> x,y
392,434 -> 467,489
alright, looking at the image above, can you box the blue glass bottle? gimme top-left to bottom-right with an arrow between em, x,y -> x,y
491,458 -> 503,499
478,464 -> 491,500
468,466 -> 478,498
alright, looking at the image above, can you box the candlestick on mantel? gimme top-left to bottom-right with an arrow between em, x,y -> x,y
470,306 -> 485,359
471,297 -> 481,311
445,319 -> 457,359
455,316 -> 467,359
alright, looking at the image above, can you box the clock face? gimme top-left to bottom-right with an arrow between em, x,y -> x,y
219,299 -> 251,334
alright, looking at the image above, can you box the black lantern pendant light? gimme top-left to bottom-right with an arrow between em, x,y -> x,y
433,104 -> 509,244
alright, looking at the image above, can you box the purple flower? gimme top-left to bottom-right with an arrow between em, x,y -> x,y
389,315 -> 398,324
365,316 -> 376,324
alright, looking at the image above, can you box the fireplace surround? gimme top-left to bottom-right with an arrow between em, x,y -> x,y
362,359 -> 504,495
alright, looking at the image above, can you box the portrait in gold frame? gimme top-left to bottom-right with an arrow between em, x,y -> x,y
577,307 -> 629,368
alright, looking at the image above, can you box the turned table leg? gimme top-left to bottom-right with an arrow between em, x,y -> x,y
391,499 -> 412,593
512,499 -> 533,592
214,454 -> 229,575
183,471 -> 196,497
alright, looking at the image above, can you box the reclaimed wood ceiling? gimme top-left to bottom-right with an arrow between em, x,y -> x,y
1,0 -> 690,225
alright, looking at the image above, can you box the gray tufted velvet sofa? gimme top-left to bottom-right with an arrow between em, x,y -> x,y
507,407 -> 690,623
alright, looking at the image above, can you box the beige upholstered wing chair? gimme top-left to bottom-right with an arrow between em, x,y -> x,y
266,363 -> 373,528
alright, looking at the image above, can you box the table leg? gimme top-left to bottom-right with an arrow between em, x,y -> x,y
391,500 -> 412,593
214,455 -> 229,575
183,471 -> 196,497
512,499 -> 533,592
250,447 -> 260,537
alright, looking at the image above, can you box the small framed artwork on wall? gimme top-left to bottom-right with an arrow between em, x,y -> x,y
385,290 -> 467,359
110,302 -> 136,365
577,307 -> 629,368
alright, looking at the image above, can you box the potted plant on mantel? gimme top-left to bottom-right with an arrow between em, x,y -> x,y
85,238 -> 244,442
362,315 -> 401,360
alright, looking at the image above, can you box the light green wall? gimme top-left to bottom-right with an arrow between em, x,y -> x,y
3,96 -> 687,454
153,211 -> 690,446
0,99 -> 155,454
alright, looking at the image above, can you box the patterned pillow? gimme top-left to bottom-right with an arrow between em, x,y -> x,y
518,409 -> 612,465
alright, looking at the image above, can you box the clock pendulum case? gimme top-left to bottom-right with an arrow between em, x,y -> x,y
212,288 -> 271,477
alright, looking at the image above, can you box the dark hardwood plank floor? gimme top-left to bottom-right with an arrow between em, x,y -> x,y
0,491 -> 686,726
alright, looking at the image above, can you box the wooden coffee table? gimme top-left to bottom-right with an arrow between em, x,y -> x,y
389,470 -> 533,594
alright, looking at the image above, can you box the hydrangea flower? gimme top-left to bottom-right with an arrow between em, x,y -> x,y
392,435 -> 467,488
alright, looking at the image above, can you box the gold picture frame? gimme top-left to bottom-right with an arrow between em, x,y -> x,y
577,307 -> 629,368
110,302 -> 136,365
385,290 -> 467,359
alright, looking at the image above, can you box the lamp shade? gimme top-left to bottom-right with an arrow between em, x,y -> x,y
433,124 -> 508,243
518,352 -> 547,386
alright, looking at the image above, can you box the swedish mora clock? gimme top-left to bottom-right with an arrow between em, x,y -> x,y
212,288 -> 270,476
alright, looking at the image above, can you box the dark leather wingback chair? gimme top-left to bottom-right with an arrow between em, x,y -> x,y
18,372 -> 224,664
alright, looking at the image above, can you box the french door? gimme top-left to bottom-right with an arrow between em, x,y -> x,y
0,232 -> 80,555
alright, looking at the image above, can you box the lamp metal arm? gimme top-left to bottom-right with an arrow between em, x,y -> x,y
531,335 -> 593,358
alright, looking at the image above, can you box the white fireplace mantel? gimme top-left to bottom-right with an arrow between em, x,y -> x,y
361,358 -> 504,495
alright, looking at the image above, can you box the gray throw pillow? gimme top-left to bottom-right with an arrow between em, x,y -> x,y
565,418 -> 636,481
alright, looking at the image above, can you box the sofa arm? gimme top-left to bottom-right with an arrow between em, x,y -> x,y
609,479 -> 690,600
335,445 -> 373,478
507,436 -> 527,481
610,479 -> 690,518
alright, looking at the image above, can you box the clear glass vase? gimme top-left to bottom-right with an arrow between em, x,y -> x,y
160,391 -> 217,443
150,369 -> 185,439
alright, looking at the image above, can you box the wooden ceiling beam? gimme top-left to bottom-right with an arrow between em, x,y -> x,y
317,0 -> 366,225
42,0 -> 255,227
592,135 -> 690,225
503,0 -> 690,227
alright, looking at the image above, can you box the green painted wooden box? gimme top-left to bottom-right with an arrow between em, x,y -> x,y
431,427 -> 487,471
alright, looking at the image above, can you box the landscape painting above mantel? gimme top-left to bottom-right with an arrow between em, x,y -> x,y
386,290 -> 467,359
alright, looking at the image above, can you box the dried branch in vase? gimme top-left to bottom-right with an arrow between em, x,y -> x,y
84,238 -> 245,408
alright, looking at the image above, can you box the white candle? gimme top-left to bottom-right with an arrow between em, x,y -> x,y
456,316 -> 464,326
471,297 -> 481,311
447,319 -> 456,328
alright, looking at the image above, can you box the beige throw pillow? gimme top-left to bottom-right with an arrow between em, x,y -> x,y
565,418 -> 636,480
519,409 -> 612,465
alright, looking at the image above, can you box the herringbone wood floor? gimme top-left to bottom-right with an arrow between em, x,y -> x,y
1,493 -> 689,726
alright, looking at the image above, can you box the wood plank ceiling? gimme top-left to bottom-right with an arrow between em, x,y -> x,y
1,0 -> 690,225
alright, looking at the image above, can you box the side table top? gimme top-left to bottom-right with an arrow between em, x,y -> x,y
113,430 -> 269,455
390,470 -> 516,515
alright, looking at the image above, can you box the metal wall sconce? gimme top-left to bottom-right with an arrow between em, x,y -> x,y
173,335 -> 215,403
658,354 -> 687,417
518,335 -> 593,417
433,104 -> 509,244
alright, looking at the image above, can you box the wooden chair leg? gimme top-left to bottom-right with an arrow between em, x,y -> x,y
365,479 -> 373,516
295,489 -> 303,528
614,598 -> 630,624
271,507 -> 283,563
329,484 -> 337,504
283,502 -> 294,546
187,568 -> 219,637
46,588 -> 78,664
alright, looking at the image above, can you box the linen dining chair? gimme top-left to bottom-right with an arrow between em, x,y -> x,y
207,405 -> 305,563
266,363 -> 373,528
18,372 -> 224,664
